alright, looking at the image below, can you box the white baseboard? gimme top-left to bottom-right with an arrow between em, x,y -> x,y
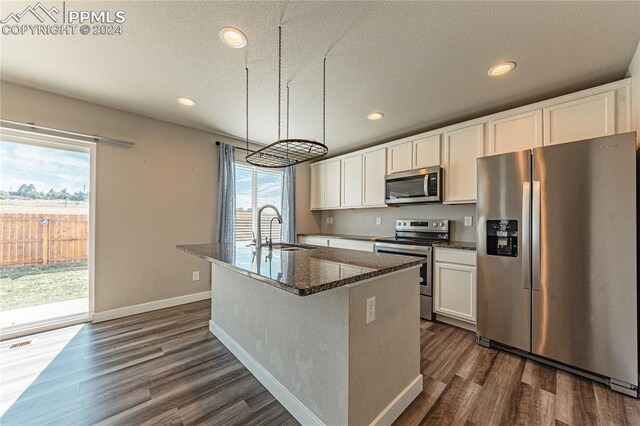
92,291 -> 211,323
369,374 -> 423,426
210,320 -> 325,426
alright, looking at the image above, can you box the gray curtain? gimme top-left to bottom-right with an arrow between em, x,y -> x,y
281,166 -> 296,243
216,143 -> 236,243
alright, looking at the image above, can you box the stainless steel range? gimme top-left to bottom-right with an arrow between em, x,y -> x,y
374,219 -> 449,321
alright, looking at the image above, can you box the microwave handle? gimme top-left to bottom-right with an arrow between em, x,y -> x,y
423,175 -> 429,197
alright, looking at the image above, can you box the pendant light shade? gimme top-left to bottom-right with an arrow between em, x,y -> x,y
245,26 -> 328,168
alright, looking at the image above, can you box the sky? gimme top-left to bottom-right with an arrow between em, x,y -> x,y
0,141 -> 90,193
235,163 -> 282,210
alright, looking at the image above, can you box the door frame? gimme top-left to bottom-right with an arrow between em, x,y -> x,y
0,127 -> 96,340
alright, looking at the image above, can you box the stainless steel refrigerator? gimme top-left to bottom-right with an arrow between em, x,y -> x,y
476,132 -> 638,397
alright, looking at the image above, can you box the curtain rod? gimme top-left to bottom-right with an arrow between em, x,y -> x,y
0,119 -> 135,147
215,140 -> 255,153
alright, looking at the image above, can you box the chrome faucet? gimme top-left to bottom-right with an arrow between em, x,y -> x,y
256,204 -> 283,249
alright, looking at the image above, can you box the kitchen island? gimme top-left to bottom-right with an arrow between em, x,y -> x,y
177,242 -> 425,426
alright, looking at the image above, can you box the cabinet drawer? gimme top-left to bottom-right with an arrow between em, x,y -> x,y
434,248 -> 476,266
328,238 -> 374,252
298,236 -> 329,246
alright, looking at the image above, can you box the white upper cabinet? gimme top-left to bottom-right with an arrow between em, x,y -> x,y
487,110 -> 542,155
324,159 -> 342,209
309,80 -> 629,211
543,91 -> 615,146
386,141 -> 413,174
443,124 -> 484,204
413,135 -> 441,168
341,153 -> 363,207
363,148 -> 387,207
310,163 -> 325,210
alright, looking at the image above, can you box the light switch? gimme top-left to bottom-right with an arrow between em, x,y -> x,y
192,271 -> 200,281
376,217 -> 382,225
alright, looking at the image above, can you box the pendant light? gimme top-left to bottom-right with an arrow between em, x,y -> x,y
245,26 -> 328,168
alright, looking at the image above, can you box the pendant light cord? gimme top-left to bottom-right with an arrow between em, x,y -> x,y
277,26 -> 282,141
323,57 -> 326,146
246,66 -> 249,152
286,84 -> 290,139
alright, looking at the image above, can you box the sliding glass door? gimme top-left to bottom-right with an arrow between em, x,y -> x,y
0,130 -> 95,338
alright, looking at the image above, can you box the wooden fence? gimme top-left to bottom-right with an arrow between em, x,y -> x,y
235,210 -> 281,243
0,213 -> 88,267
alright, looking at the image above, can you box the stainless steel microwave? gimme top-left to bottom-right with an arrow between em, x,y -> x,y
385,167 -> 442,205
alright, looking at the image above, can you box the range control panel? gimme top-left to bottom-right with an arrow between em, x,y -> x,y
395,219 -> 449,233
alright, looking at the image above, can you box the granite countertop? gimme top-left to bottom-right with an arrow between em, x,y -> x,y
177,243 -> 425,296
432,241 -> 477,251
297,233 -> 383,242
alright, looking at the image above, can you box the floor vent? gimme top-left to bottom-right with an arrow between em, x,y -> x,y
1,340 -> 32,350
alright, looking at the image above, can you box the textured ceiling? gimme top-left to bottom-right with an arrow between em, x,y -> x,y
1,1 -> 639,154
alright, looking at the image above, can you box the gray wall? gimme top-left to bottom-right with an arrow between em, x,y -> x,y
0,81 -> 240,313
319,204 -> 477,242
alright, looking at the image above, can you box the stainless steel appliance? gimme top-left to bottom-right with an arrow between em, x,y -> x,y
477,132 -> 638,397
385,167 -> 442,205
375,219 -> 449,320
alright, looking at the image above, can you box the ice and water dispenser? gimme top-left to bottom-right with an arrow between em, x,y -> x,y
486,220 -> 518,257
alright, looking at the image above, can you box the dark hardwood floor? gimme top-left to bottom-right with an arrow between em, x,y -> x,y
394,320 -> 640,426
1,300 -> 639,425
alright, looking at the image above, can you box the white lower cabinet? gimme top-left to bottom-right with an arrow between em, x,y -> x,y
434,248 -> 477,327
297,236 -> 374,252
298,236 -> 329,246
328,238 -> 374,252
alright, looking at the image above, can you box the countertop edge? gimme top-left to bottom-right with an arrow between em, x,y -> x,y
177,245 -> 426,296
296,233 -> 383,242
432,241 -> 477,251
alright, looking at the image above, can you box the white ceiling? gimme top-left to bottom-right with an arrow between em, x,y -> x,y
1,1 -> 639,154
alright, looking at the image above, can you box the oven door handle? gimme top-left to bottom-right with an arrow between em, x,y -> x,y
374,243 -> 431,256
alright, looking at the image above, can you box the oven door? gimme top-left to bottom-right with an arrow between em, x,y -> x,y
374,243 -> 434,320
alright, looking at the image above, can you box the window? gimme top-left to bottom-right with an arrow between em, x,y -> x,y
235,163 -> 283,244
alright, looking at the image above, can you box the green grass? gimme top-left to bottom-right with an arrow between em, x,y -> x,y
0,262 -> 88,310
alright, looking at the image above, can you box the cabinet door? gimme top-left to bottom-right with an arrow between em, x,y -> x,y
434,262 -> 476,323
387,141 -> 413,174
487,110 -> 542,155
310,163 -> 325,210
543,91 -> 615,146
363,148 -> 387,206
413,135 -> 440,168
341,154 -> 363,207
443,124 -> 484,203
324,159 -> 342,209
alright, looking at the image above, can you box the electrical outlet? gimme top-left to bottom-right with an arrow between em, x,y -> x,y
376,217 -> 382,225
366,297 -> 376,324
192,271 -> 200,281
464,216 -> 473,227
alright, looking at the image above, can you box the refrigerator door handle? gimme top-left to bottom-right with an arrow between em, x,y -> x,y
532,180 -> 541,291
522,182 -> 531,290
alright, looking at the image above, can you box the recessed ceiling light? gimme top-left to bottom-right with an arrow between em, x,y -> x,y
177,97 -> 196,107
367,112 -> 384,121
488,62 -> 516,77
219,27 -> 247,48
